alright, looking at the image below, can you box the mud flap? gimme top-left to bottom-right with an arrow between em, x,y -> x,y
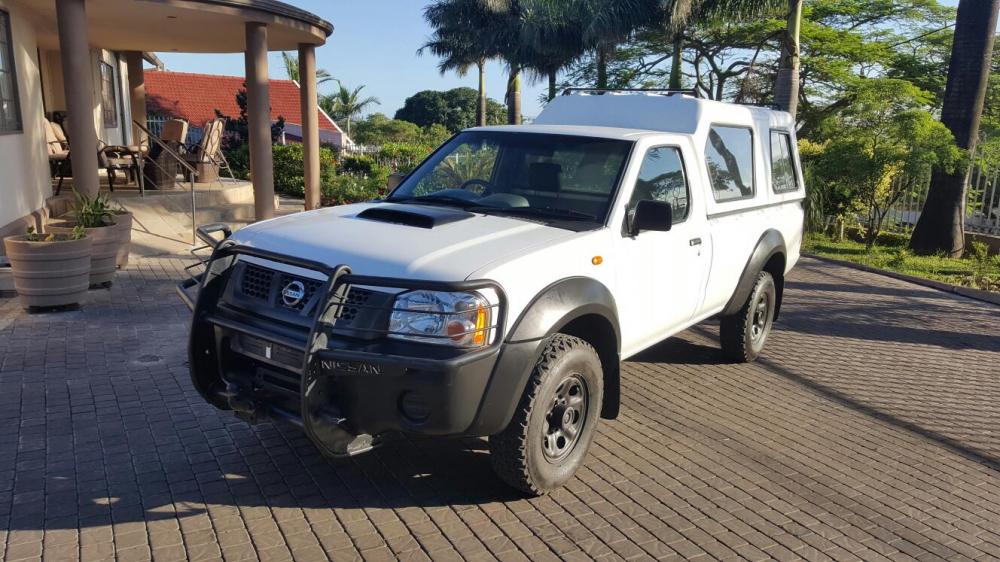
300,265 -> 377,457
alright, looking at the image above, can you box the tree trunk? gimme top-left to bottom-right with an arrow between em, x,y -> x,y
596,46 -> 608,89
910,0 -> 1000,257
548,70 -> 557,101
506,68 -> 521,125
774,0 -> 803,116
669,31 -> 683,89
477,59 -> 487,127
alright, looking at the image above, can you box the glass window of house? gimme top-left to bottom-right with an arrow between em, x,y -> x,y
100,61 -> 118,128
0,10 -> 22,134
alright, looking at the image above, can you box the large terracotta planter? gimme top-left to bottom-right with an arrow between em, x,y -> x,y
3,235 -> 93,308
110,211 -> 133,268
47,220 -> 117,286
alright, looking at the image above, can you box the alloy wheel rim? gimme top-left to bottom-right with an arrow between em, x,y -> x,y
751,292 -> 770,341
542,374 -> 588,463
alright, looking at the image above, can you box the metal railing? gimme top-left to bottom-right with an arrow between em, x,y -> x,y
133,119 -> 200,244
883,146 -> 1000,236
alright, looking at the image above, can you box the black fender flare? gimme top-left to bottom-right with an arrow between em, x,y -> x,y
466,277 -> 622,435
721,229 -> 786,318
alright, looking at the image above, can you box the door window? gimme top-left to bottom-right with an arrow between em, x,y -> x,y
770,131 -> 799,193
705,126 -> 755,202
628,146 -> 689,223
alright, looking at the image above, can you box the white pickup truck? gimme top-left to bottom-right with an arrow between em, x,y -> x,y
179,90 -> 804,495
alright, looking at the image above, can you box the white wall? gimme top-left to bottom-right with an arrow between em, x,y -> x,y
0,0 -> 51,235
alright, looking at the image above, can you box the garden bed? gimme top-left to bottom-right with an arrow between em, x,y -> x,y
803,233 -> 1000,293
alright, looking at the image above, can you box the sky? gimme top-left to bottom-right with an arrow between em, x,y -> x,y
156,1 -> 549,121
155,0 -> 979,123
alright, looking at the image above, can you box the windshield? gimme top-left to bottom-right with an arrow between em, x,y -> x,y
387,131 -> 633,225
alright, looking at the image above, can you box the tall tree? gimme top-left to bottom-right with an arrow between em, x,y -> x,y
773,0 -> 803,116
320,84 -> 380,137
910,0 -> 1000,257
422,0 -> 492,126
280,52 -> 335,85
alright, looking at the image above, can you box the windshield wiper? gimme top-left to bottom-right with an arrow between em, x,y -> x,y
388,194 -> 482,208
473,206 -> 597,221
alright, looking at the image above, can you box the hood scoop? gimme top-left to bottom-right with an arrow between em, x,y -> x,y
355,203 -> 473,229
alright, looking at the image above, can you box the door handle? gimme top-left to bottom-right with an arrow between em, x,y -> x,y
689,237 -> 702,246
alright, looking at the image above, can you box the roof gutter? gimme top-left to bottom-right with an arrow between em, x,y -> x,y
143,52 -> 165,70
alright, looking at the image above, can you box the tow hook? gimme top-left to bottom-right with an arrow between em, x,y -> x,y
222,382 -> 260,424
309,410 -> 377,457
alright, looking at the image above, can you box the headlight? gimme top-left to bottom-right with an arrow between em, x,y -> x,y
388,290 -> 493,347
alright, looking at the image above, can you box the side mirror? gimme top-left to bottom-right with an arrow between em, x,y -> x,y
629,200 -> 672,236
386,172 -> 406,191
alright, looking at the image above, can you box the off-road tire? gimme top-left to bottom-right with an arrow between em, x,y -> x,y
720,271 -> 776,363
489,334 -> 603,496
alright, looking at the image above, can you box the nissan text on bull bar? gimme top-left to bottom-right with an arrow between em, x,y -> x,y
178,90 -> 805,495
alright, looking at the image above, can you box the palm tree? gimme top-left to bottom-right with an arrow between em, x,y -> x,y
910,0 -> 1000,257
280,52 -> 335,85
423,0 -> 526,124
773,0 -> 803,116
421,1 -> 491,126
320,84 -> 380,138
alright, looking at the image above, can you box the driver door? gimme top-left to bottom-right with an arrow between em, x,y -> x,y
615,144 -> 711,356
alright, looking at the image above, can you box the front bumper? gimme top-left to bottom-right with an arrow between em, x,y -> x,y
179,236 -> 526,457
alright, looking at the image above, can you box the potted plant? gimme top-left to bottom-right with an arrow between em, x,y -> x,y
3,226 -> 92,309
47,191 -> 119,287
110,204 -> 133,268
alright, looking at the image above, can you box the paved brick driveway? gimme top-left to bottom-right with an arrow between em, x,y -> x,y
1,257 -> 998,561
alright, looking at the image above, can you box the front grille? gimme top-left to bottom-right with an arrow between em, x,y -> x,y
239,334 -> 302,370
277,273 -> 323,312
229,262 -> 386,335
338,288 -> 372,325
241,264 -> 273,300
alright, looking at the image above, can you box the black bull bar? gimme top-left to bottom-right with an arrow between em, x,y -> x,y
177,224 -> 507,457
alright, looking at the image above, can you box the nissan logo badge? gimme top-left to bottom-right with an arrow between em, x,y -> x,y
281,280 -> 306,307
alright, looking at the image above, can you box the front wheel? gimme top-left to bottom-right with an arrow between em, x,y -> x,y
489,334 -> 603,495
720,271 -> 776,362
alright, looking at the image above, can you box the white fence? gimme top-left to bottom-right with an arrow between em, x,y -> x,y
884,149 -> 1000,236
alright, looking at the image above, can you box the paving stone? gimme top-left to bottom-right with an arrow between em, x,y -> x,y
1,257 -> 999,561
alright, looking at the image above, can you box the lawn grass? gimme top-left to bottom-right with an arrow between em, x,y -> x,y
802,233 -> 1000,293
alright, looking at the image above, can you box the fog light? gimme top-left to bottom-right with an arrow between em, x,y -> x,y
399,391 -> 431,423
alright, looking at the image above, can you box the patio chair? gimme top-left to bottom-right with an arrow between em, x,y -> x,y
99,141 -> 145,194
160,118 -> 189,150
182,118 -> 234,184
143,118 -> 188,189
46,120 -> 71,195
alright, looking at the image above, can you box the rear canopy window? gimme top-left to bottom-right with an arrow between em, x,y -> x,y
705,126 -> 754,202
770,131 -> 799,193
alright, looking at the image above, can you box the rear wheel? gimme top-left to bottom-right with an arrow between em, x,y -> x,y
720,271 -> 776,362
489,334 -> 603,495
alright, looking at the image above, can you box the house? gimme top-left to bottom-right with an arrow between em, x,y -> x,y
144,70 -> 351,148
0,0 -> 333,250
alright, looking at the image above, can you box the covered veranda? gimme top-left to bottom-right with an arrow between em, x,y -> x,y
29,0 -> 332,218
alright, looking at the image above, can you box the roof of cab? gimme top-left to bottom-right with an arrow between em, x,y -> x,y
532,93 -> 794,135
466,124 -> 666,140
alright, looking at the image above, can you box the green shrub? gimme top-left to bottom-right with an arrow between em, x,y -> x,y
224,145 -> 250,180
340,154 -> 379,177
225,144 -> 336,197
321,175 -> 385,206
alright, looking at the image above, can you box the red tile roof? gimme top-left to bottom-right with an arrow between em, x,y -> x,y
145,70 -> 341,133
